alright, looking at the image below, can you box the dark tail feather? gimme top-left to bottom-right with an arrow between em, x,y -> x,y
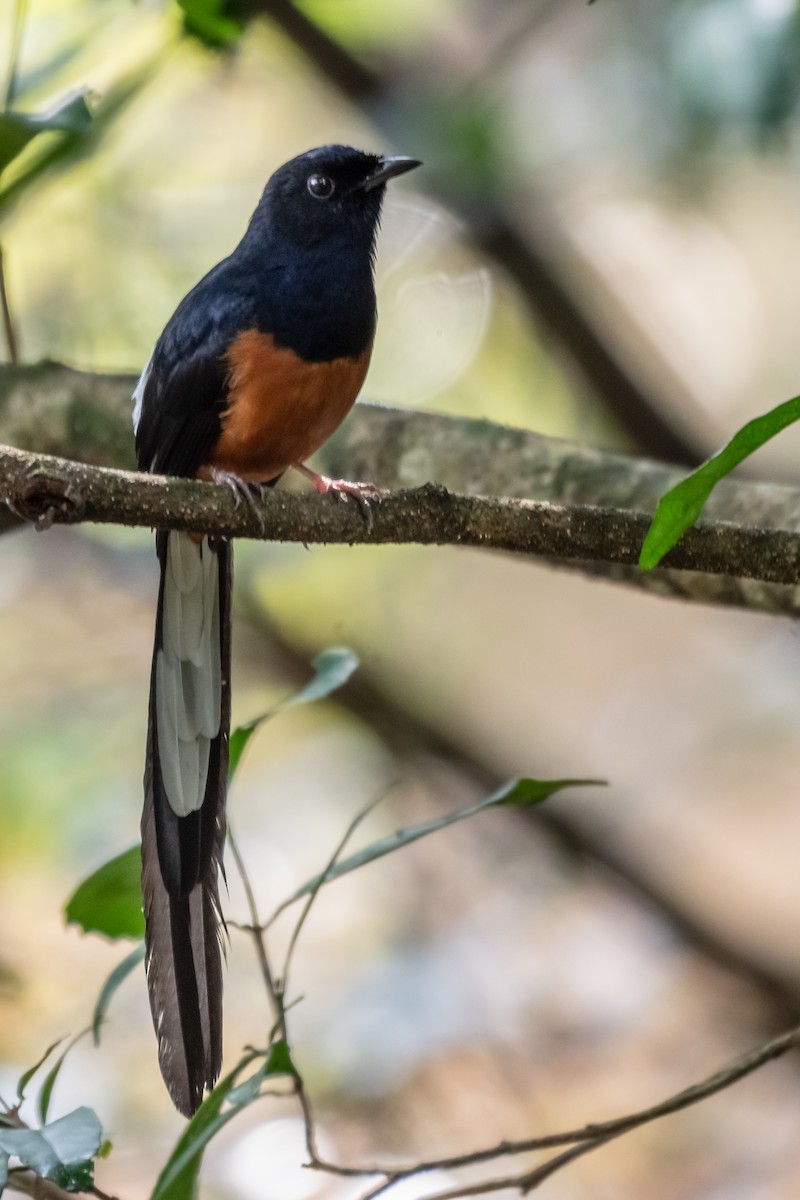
142,532 -> 231,1117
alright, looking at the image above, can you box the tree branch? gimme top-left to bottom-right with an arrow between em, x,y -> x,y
0,364 -> 788,530
6,1172 -> 80,1199
1,440 -> 800,590
2,363 -> 800,611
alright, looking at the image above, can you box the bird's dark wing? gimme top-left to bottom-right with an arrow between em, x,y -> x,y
134,261 -> 261,478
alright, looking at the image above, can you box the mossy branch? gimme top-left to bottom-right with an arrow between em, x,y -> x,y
2,362 -> 800,612
1,441 -> 800,594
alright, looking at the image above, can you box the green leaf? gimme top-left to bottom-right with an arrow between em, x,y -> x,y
0,1128 -> 59,1176
0,1149 -> 8,1192
0,1106 -> 101,1187
494,778 -> 602,807
0,90 -> 93,175
64,846 -> 144,941
284,647 -> 359,709
226,1041 -> 296,1107
51,1158 -> 94,1191
278,777 -> 605,911
151,1046 -> 291,1200
16,1038 -> 64,1103
151,1057 -> 255,1200
92,944 -> 146,1046
281,794 -> 386,984
639,394 -> 800,570
0,66 -> 153,222
262,1038 -> 296,1077
38,1030 -> 91,1126
228,647 -> 358,782
40,1107 -> 102,1166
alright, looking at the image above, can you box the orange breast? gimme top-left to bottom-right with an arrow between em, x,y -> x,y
208,329 -> 372,482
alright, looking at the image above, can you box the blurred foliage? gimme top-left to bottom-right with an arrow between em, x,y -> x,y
6,0 -> 800,1197
281,0 -> 459,48
669,0 -> 800,145
0,66 -> 156,223
92,944 -> 145,1044
177,0 -> 245,48
0,90 -> 92,176
0,0 -> 159,222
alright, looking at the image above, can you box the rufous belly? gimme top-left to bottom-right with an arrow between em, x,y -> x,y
208,329 -> 371,482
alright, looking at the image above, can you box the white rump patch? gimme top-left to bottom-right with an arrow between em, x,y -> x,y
132,353 -> 153,432
156,532 -> 222,817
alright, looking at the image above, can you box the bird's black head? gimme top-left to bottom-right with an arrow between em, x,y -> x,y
246,144 -> 421,255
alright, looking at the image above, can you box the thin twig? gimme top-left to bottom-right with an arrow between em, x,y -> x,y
0,248 -> 19,364
311,1025 -> 800,1199
229,812 -> 330,1169
280,792 -> 389,983
282,793 -> 392,1169
228,823 -> 331,1164
5,1171 -> 71,1200
4,1169 -> 120,1200
369,1141 -> 598,1200
227,826 -> 281,1029
229,790 -> 392,1175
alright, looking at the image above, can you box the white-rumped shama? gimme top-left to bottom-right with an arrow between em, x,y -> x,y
133,145 -> 420,1116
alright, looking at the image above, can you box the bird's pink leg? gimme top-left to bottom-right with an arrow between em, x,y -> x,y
293,462 -> 380,525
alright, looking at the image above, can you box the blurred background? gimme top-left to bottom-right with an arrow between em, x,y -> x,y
4,0 -> 800,1196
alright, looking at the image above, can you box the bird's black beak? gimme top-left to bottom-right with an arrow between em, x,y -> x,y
360,155 -> 422,192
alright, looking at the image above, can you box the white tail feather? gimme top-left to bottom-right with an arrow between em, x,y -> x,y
156,533 -> 222,818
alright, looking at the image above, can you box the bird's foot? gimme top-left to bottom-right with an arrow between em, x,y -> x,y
208,469 -> 266,532
294,463 -> 380,529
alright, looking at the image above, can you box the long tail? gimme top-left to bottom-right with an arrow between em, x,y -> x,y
141,530 -> 231,1117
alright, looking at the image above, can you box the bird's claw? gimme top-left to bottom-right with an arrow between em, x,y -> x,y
316,474 -> 379,530
323,477 -> 380,528
209,469 -> 266,533
294,464 -> 379,531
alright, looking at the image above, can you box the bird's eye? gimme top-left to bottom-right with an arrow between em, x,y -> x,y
307,173 -> 335,200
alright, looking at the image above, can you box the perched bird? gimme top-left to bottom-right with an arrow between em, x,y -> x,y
133,145 -> 420,1116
